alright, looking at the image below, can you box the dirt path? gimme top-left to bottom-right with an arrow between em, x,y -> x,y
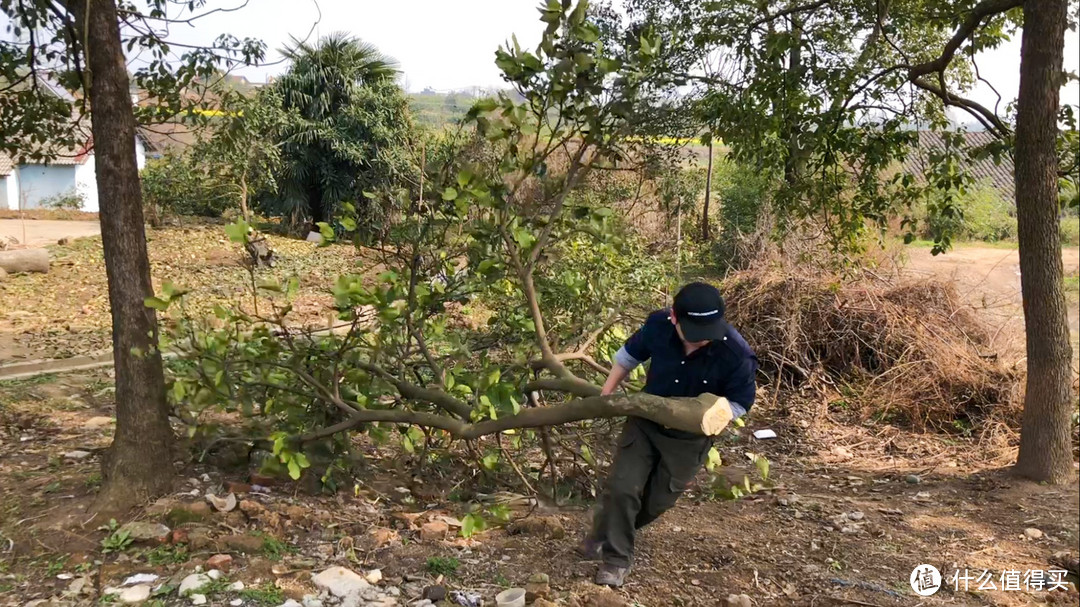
0,218 -> 100,248
898,244 -> 1080,364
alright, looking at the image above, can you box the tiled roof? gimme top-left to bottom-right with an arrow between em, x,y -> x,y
903,131 -> 1015,201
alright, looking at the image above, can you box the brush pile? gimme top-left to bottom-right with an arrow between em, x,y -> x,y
723,269 -> 1022,431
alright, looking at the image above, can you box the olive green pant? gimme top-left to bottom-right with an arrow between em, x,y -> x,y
590,417 -> 712,568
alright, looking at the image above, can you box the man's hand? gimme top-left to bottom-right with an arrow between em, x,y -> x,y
601,363 -> 631,395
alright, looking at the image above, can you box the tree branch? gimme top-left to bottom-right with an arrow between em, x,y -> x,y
299,391 -> 733,443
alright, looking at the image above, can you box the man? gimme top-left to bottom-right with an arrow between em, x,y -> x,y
579,281 -> 758,587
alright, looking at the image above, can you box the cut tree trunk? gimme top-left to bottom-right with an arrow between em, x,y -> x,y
1013,0 -> 1074,484
74,0 -> 176,513
0,248 -> 49,274
302,392 -> 735,443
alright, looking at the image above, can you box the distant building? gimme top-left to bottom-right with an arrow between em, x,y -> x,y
0,134 -> 147,212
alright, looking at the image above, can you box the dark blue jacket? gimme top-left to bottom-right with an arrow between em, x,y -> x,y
614,310 -> 758,415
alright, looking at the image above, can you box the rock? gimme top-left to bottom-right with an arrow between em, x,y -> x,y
421,585 -> 446,602
1024,527 -> 1043,540
63,450 -> 92,460
119,521 -> 172,544
239,500 -> 266,515
179,573 -> 212,596
187,527 -> 215,550
364,527 -> 398,549
207,554 -> 233,572
119,584 -> 152,603
166,502 -> 214,526
847,511 -> 864,521
312,567 -> 370,598
226,481 -> 254,494
171,529 -> 191,544
726,594 -> 752,607
207,493 -> 238,512
526,572 -> 551,601
831,446 -> 852,459
579,586 -> 627,607
364,569 -> 382,585
412,601 -> 433,607
65,575 -> 91,596
229,582 -> 246,591
279,601 -> 303,607
904,474 -> 921,484
207,569 -> 222,580
506,516 -> 566,539
191,594 -> 208,605
419,521 -> 449,542
83,416 -> 114,429
302,596 -> 324,607
533,600 -> 558,607
57,237 -> 70,245
285,506 -> 307,521
219,534 -> 265,553
231,601 -> 244,607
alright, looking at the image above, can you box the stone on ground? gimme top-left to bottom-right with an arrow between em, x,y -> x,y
118,584 -> 152,604
311,566 -> 370,598
179,573 -> 212,596
118,521 -> 171,543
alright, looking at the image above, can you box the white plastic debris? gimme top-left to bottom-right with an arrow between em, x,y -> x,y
752,429 -> 778,440
122,573 -> 160,586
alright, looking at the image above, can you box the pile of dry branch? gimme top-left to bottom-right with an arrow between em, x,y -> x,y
723,269 -> 1022,431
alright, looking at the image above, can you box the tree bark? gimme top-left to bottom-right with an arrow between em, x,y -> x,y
301,392 -> 735,443
0,248 -> 49,273
702,138 -> 713,241
76,0 -> 175,512
1013,0 -> 1073,484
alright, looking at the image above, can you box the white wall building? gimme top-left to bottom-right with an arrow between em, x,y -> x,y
0,137 -> 146,213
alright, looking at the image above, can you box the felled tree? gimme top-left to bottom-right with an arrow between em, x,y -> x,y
161,1 -> 730,485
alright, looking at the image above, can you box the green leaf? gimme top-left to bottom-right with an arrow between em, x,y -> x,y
461,512 -> 487,538
144,296 -> 170,311
257,279 -> 282,292
287,458 -> 302,480
581,444 -> 596,466
442,187 -> 459,201
753,454 -> 769,481
224,220 -> 250,243
706,447 -> 722,472
481,451 -> 499,470
339,216 -> 357,232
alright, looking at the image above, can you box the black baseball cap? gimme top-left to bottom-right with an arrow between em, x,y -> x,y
673,282 -> 728,342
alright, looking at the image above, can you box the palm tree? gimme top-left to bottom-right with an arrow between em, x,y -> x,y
271,33 -> 407,230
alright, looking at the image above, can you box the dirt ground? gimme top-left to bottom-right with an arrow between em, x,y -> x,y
0,219 -> 101,249
0,370 -> 1076,607
892,244 -> 1080,368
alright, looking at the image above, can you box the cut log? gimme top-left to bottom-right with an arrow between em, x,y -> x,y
301,392 -> 735,442
0,248 -> 49,274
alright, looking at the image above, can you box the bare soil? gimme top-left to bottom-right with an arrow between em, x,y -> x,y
0,370 -> 1075,607
0,218 -> 101,248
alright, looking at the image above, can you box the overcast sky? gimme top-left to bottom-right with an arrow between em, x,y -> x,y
142,0 -> 1078,115
3,0 -> 1078,113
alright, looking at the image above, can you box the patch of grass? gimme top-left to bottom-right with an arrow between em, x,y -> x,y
85,472 -> 102,490
1064,272 -> 1079,292
143,544 -> 189,566
45,555 -> 68,577
425,556 -> 460,577
240,584 -> 285,607
258,533 -> 297,562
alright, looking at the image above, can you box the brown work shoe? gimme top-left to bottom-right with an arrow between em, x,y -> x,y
575,537 -> 603,561
595,562 -> 630,587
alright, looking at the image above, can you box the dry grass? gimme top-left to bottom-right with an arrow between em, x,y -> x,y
723,267 -> 1023,433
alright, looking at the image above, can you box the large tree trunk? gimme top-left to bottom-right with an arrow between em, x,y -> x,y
1013,0 -> 1073,484
78,0 -> 175,512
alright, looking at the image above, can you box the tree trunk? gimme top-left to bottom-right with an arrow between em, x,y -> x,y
0,248 -> 49,273
702,138 -> 713,241
239,171 -> 250,221
1013,0 -> 1073,484
303,392 -> 735,443
77,0 -> 175,512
